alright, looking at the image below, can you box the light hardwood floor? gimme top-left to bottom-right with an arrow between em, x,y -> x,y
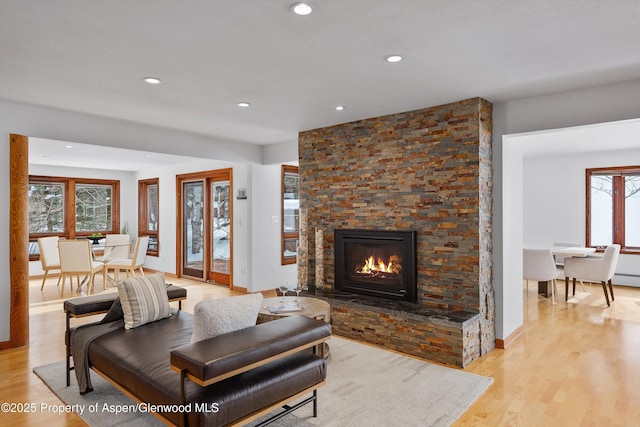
1,275 -> 640,426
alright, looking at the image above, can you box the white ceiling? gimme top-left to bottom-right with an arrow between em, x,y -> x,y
2,0 -> 640,167
28,137 -> 202,171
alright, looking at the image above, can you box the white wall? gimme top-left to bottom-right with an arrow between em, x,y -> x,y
0,135 -> 10,341
250,164 -> 298,292
494,79 -> 640,341
135,159 -> 251,289
524,149 -> 640,286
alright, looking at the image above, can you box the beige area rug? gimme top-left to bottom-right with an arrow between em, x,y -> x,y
34,336 -> 492,427
566,290 -> 640,322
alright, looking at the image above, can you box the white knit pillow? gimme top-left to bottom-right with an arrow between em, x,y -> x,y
116,272 -> 171,329
191,293 -> 264,343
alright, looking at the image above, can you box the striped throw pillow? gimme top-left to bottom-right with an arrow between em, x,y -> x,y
116,272 -> 171,329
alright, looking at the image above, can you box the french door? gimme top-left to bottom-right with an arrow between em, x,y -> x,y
177,168 -> 232,287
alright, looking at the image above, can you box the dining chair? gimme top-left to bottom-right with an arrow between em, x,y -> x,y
105,236 -> 149,282
564,244 -> 621,306
523,248 -> 560,304
37,236 -> 62,290
96,234 -> 131,262
58,239 -> 106,296
552,242 -> 586,292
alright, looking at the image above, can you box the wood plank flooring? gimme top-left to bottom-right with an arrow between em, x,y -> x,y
1,275 -> 639,426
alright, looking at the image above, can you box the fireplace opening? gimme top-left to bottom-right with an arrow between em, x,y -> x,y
334,229 -> 416,302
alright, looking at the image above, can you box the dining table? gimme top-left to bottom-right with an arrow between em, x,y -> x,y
538,246 -> 597,297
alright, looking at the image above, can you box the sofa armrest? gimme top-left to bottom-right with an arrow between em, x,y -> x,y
170,315 -> 331,386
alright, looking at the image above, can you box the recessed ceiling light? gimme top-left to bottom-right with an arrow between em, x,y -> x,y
65,145 -> 73,149
237,102 -> 251,108
291,2 -> 313,16
335,105 -> 346,111
146,154 -> 152,158
385,55 -> 403,63
143,77 -> 162,84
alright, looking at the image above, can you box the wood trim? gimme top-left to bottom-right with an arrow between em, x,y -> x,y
281,165 -> 299,265
138,178 -> 159,256
586,165 -> 640,253
28,175 -> 120,240
495,324 -> 524,349
175,168 -> 233,288
9,134 -> 29,348
171,336 -> 331,386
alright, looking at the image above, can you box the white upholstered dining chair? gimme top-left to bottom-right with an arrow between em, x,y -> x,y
523,248 -> 560,305
105,236 -> 149,282
37,236 -> 62,290
58,239 -> 106,296
564,244 -> 620,306
95,234 -> 131,262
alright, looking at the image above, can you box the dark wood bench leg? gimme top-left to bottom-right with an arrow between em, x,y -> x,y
601,281 -> 610,306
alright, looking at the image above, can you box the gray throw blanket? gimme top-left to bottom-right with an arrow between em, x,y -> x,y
70,299 -> 124,394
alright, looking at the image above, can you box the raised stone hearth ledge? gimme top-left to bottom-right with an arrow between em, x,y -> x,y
307,289 -> 481,368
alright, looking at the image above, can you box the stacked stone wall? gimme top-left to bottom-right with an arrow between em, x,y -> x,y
298,97 -> 495,362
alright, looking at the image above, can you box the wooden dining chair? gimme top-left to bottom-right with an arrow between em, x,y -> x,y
58,239 -> 106,296
105,236 -> 149,282
37,236 -> 62,290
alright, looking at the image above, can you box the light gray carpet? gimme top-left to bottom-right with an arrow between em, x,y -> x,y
34,336 -> 492,426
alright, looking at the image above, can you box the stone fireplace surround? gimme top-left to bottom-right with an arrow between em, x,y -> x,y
298,97 -> 493,368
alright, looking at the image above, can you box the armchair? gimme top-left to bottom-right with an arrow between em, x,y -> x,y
564,244 -> 620,306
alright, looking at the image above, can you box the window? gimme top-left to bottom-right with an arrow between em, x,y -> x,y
282,165 -> 299,265
75,183 -> 113,232
28,176 -> 120,258
138,178 -> 159,256
587,166 -> 640,254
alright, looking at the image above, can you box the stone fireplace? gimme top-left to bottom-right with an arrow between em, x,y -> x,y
334,229 -> 416,302
298,97 -> 494,367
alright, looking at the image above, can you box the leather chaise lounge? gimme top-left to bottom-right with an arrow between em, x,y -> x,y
64,286 -> 332,426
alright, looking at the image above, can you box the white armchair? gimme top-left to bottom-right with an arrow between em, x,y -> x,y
552,242 -> 586,292
564,244 -> 620,306
523,248 -> 560,304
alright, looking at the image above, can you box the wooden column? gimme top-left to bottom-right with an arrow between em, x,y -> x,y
9,134 -> 29,347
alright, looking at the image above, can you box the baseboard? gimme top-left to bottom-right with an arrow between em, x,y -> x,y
495,324 -> 524,349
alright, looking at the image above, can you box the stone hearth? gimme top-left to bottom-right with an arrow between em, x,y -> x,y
306,288 -> 481,367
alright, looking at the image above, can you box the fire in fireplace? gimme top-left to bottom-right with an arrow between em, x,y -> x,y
334,229 -> 416,302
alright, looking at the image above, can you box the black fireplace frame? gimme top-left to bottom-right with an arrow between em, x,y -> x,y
334,229 -> 417,302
